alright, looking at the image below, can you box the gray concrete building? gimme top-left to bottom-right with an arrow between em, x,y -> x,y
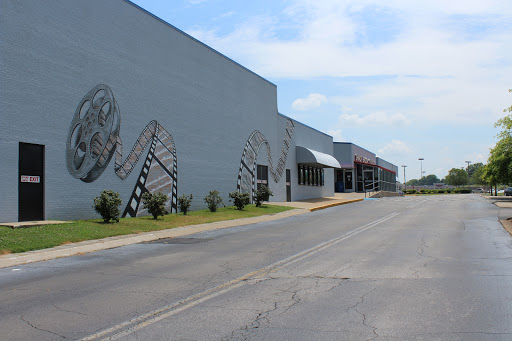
1,0 -> 351,222
1,0 -> 398,223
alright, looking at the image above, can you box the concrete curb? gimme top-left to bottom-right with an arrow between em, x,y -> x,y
0,197 -> 367,269
308,199 -> 364,212
0,208 -> 308,269
499,219 -> 512,237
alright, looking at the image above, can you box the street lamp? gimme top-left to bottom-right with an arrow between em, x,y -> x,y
402,165 -> 407,192
465,161 -> 471,172
465,161 -> 471,189
418,158 -> 424,180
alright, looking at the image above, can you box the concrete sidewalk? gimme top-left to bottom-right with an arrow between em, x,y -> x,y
0,194 -> 366,269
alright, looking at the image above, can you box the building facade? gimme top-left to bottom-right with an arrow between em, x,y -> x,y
333,143 -> 397,194
1,0 -> 397,223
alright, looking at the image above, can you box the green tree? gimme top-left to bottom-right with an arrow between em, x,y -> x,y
444,168 -> 469,187
467,162 -> 484,180
485,90 -> 512,188
93,190 -> 122,223
406,179 -> 420,186
229,191 -> 250,210
471,164 -> 487,185
419,174 -> 440,186
178,194 -> 193,215
142,192 -> 168,219
255,186 -> 273,207
204,190 -> 223,212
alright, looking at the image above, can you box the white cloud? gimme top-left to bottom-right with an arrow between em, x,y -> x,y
181,0 -> 512,177
327,129 -> 344,142
292,93 -> 327,111
340,111 -> 410,127
378,139 -> 411,155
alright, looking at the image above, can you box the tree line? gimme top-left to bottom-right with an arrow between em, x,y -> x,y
405,163 -> 484,187
405,89 -> 511,195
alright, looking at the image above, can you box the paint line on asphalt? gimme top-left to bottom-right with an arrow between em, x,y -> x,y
78,211 -> 400,341
406,199 -> 428,209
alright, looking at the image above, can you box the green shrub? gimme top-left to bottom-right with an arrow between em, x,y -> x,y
229,191 -> 251,210
178,194 -> 193,215
438,189 -> 445,193
255,186 -> 273,207
446,189 -> 452,193
459,189 -> 472,194
93,189 -> 122,223
420,189 -> 427,194
405,189 -> 417,194
204,190 -> 224,212
142,191 -> 168,219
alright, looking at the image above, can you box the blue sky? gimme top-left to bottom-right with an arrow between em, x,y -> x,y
130,0 -> 512,181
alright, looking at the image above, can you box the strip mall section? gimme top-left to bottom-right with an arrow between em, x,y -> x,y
0,0 -> 399,222
333,143 -> 398,194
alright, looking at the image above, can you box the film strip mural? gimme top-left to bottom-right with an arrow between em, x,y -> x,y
236,119 -> 295,199
66,84 -> 177,217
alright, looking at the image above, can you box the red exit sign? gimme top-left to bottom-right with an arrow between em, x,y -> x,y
21,175 -> 40,183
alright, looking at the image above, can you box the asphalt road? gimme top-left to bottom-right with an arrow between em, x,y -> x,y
1,195 -> 511,340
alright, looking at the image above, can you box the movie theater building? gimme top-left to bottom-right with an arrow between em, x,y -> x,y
0,0 -> 350,223
333,143 -> 397,194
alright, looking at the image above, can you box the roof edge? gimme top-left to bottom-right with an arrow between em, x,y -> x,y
124,0 -> 276,87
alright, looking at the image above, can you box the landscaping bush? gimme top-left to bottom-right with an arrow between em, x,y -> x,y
459,189 -> 472,194
178,194 -> 193,215
406,189 -> 417,194
229,191 -> 251,210
438,189 -> 445,193
204,190 -> 224,212
446,189 -> 452,193
420,189 -> 427,194
142,191 -> 168,219
255,186 -> 273,207
93,189 -> 122,223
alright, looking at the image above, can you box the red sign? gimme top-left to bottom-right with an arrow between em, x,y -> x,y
21,175 -> 40,183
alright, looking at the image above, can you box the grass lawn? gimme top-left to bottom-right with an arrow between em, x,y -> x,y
0,205 -> 295,254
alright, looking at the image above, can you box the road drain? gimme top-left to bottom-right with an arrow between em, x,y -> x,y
144,238 -> 213,244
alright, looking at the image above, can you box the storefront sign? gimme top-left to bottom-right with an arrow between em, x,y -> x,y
21,175 -> 40,183
354,154 -> 376,165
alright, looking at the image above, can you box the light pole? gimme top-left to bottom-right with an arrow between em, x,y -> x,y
465,161 -> 471,189
402,165 -> 407,192
418,158 -> 424,180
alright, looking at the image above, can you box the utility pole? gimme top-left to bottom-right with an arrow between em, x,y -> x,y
418,158 -> 424,181
402,165 -> 407,192
466,161 -> 471,189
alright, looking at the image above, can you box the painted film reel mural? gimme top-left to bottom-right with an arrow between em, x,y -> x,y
66,84 -> 177,217
236,119 -> 295,198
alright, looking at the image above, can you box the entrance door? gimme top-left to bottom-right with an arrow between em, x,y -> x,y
363,170 -> 374,192
344,171 -> 353,190
256,164 -> 268,191
286,169 -> 291,202
19,142 -> 45,221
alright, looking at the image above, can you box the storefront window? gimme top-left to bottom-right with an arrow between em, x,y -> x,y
297,164 -> 324,186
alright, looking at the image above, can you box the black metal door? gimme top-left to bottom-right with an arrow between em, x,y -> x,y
256,164 -> 268,192
344,171 -> 353,190
19,142 -> 45,221
286,169 -> 291,202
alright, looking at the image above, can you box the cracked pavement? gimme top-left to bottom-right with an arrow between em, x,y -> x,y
1,195 -> 512,340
